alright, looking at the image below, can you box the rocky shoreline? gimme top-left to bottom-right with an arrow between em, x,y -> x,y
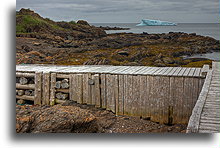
16,9 -> 219,68
99,26 -> 130,30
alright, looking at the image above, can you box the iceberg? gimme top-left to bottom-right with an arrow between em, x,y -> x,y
136,19 -> 177,26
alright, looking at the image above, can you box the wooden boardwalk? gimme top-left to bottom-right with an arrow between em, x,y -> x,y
187,62 -> 220,133
16,64 -> 204,77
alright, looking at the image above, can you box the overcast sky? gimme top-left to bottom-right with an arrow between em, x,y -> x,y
16,0 -> 219,23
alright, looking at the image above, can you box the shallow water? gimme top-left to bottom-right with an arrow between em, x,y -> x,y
184,52 -> 220,61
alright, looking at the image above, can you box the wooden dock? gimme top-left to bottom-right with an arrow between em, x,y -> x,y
187,62 -> 220,133
16,64 -> 207,124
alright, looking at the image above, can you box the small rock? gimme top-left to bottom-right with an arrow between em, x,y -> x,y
117,51 -> 129,56
33,42 -> 41,46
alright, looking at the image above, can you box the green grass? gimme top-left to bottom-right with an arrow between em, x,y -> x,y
16,15 -> 67,33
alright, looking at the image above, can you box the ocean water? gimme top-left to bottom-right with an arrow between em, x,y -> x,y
92,23 -> 220,61
92,23 -> 219,40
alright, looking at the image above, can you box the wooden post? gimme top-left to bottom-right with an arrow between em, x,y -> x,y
131,75 -> 140,116
114,75 -> 119,114
140,75 -> 148,118
91,74 -> 96,105
76,74 -> 83,104
34,72 -> 42,105
94,74 -> 101,107
201,65 -> 209,77
82,74 -> 89,104
50,73 -> 56,105
42,72 -> 50,105
100,74 -> 106,108
118,75 -> 124,115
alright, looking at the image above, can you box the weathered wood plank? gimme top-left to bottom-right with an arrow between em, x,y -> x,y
50,73 -> 56,105
42,72 -> 50,105
34,72 -> 42,105
16,72 -> 35,78
16,95 -> 34,101
186,70 -> 213,133
131,75 -> 140,116
16,83 -> 35,90
139,75 -> 148,118
117,75 -> 124,115
100,74 -> 106,108
82,74 -> 89,104
106,74 -> 112,111
94,74 -> 101,107
124,75 -> 133,115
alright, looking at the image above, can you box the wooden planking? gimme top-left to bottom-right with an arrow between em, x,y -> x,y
117,75 -> 124,115
186,70 -> 213,133
91,74 -> 96,105
124,75 -> 133,115
131,75 -> 140,116
170,77 -> 184,124
172,67 -> 182,76
16,83 -> 35,90
94,74 -> 101,107
157,67 -> 170,75
133,67 -> 150,74
183,77 -> 194,123
193,68 -> 201,77
16,65 -> 205,78
182,68 -> 191,76
159,76 -> 170,124
16,72 -> 35,78
188,68 -> 196,76
147,76 -> 154,121
82,74 -> 89,104
16,95 -> 34,101
114,75 -> 119,114
111,66 -> 131,74
129,66 -> 146,74
70,74 -> 77,102
34,72 -> 42,105
153,67 -> 166,75
100,74 -> 106,108
138,67 -> 154,74
148,67 -> 161,75
106,74 -> 114,111
76,74 -> 83,104
50,73 -> 56,105
139,75 -> 148,118
162,67 -> 174,76
177,68 -> 187,76
42,72 -> 50,105
167,67 -> 179,76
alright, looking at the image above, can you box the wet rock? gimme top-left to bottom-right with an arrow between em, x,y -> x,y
117,51 -> 129,56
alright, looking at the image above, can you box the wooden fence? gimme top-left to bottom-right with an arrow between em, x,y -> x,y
16,65 -> 207,124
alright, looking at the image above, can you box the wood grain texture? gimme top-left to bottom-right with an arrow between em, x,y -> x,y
42,72 -> 50,105
34,72 -> 42,105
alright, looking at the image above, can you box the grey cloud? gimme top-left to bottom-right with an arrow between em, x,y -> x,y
16,0 -> 219,23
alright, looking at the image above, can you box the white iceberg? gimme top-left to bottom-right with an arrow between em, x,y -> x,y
136,19 -> 177,26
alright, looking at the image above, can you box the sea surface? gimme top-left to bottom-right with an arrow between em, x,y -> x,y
92,23 -> 219,40
92,23 -> 220,61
